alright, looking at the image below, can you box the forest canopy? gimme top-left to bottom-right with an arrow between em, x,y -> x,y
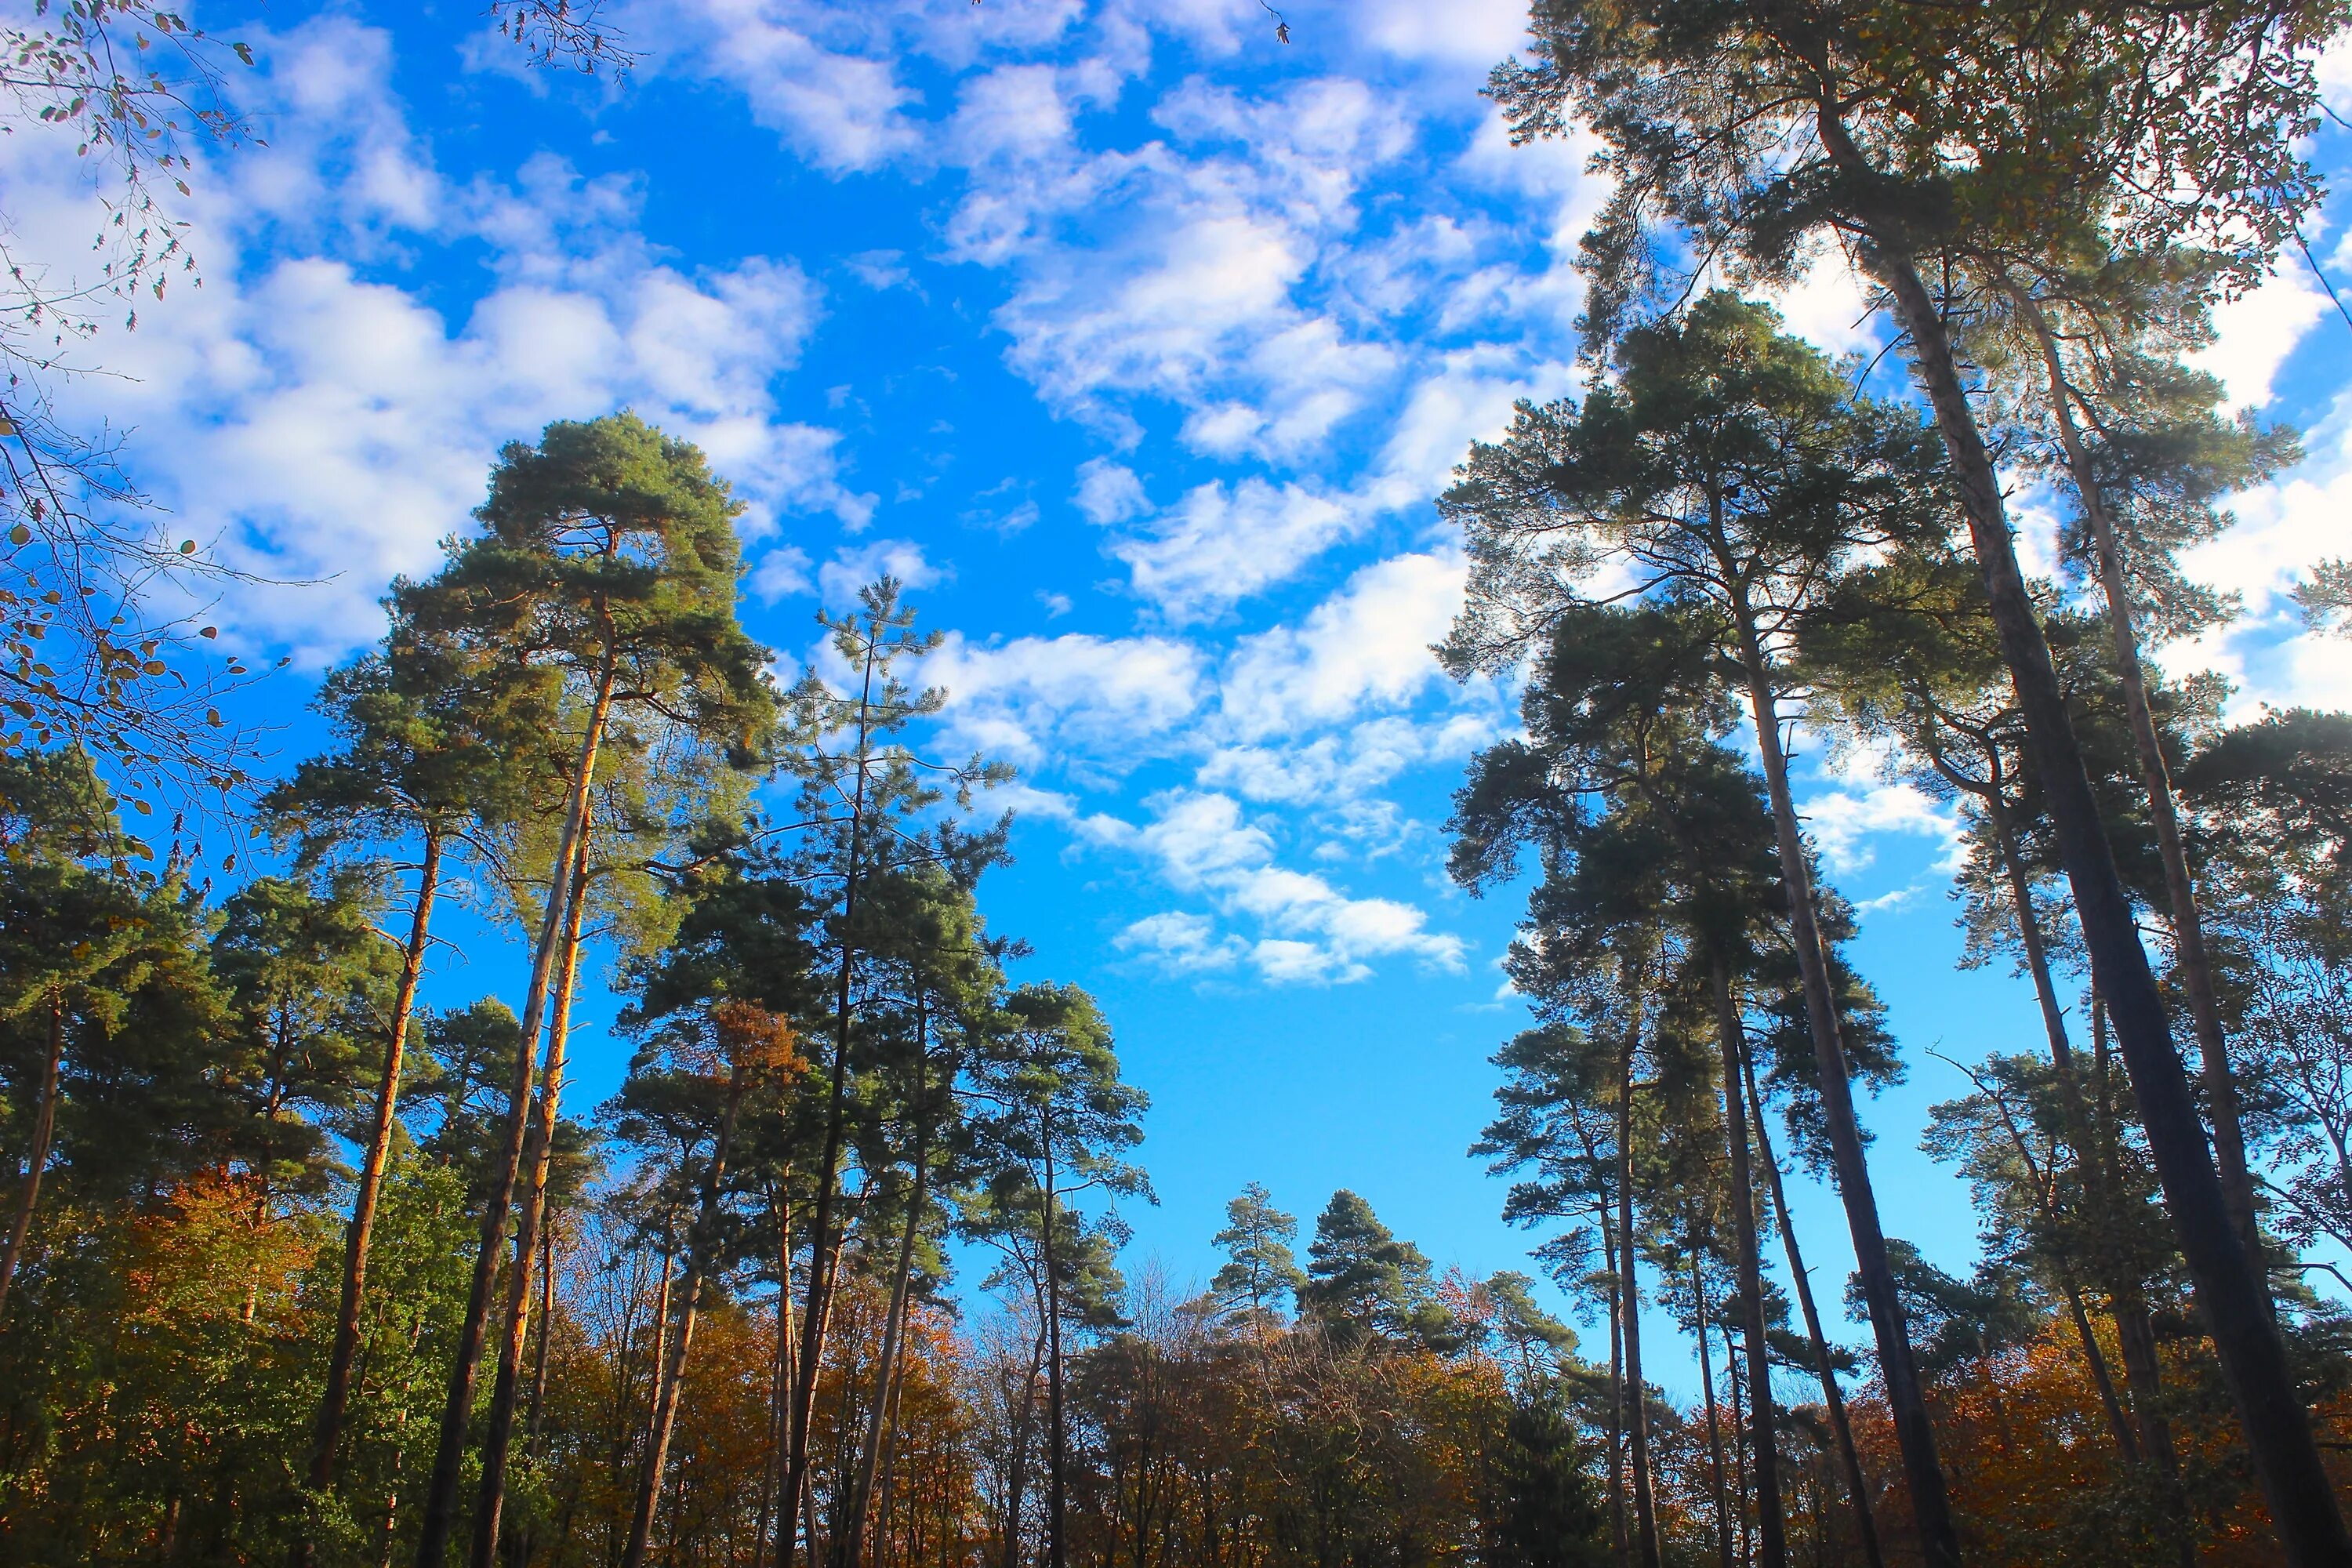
6,3 -> 2352,1568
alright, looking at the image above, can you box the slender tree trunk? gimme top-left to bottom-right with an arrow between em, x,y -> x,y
1605,1198 -> 1629,1568
1617,969 -> 1663,1568
0,992 -> 64,1322
1001,1325 -> 1046,1568
1712,955 -> 1786,1568
1967,765 -> 2151,1466
2017,296 -> 2262,1277
1693,1245 -> 1735,1568
472,823 -> 597,1567
1969,1052 -> 2143,1468
509,1215 -> 558,1568
622,1064 -> 750,1568
1042,1119 -> 1069,1568
416,659 -> 615,1568
1740,1050 -> 1884,1568
1730,622 -> 1956,1567
847,1040 -> 931,1568
2062,1284 -> 2140,1462
753,1174 -> 799,1568
1848,200 -> 2345,1559
783,625 -> 884,1556
310,827 -> 446,1517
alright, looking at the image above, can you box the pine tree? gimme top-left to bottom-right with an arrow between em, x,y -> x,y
404,413 -> 776,1568
1210,1184 -> 1306,1327
1486,8 -> 2349,1552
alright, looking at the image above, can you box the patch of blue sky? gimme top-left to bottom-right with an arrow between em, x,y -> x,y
12,0 -> 2349,1395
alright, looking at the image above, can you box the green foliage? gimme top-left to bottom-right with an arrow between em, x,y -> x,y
1299,1189 -> 1453,1349
1210,1182 -> 1307,1326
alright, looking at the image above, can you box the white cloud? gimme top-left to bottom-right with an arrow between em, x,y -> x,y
929,631 -> 1207,768
1110,478 -> 1360,619
818,539 -> 942,603
1116,910 -> 1245,972
1219,551 -> 1465,736
949,74 -> 1414,462
1801,784 -> 1961,877
1113,791 -> 1466,984
751,546 -> 816,601
2194,263 -> 2330,409
4,18 -> 861,660
641,0 -> 923,173
1073,458 -> 1149,524
1763,240 -> 1880,360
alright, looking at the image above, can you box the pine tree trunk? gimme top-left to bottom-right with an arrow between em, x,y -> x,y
846,1042 -> 930,1568
1002,1324 -> 1047,1568
622,1063 -> 750,1568
1616,970 -> 1663,1568
782,622 -> 887,1557
1042,1120 -> 1069,1568
416,658 -> 615,1568
1730,622 -> 1957,1566
1691,1244 -> 1735,1568
0,992 -> 64,1321
1605,1197 -> 1629,1568
1965,767 -> 2151,1465
2017,296 -> 2262,1277
1711,954 -> 1786,1568
1726,1316 -> 1755,1566
753,1173 -> 799,1568
1740,1049 -> 1884,1568
310,826 -> 445,1519
506,1218 -> 557,1568
1857,230 -> 2345,1559
471,823 -> 596,1568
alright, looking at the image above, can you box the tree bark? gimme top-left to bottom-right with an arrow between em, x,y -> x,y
416,657 -> 614,1568
753,1172 -> 799,1568
1605,1196 -> 1629,1568
1041,1113 -> 1069,1568
845,1036 -> 931,1568
0,992 -> 64,1322
782,620 -> 884,1555
470,822 -> 596,1568
1691,1243 -> 1735,1568
310,826 -> 445,1512
1860,234 -> 2347,1561
2018,295 -> 2262,1279
1740,1048 -> 1884,1568
1712,954 -> 1787,1568
1730,618 -> 1958,1568
1616,967 -> 1663,1568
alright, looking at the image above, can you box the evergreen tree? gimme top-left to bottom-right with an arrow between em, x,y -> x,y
1299,1191 -> 1450,1349
404,412 -> 776,1568
1486,9 -> 2348,1552
1444,296 -> 1944,1566
267,601 -> 550,1516
769,575 -> 1007,1563
1210,1184 -> 1306,1327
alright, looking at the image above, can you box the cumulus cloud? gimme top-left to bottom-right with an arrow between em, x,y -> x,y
637,0 -> 923,173
2168,381 -> 2352,716
2193,263 -> 2330,409
818,539 -> 943,604
1109,478 -> 1361,620
928,632 -> 1207,768
1802,784 -> 1962,877
1073,458 -> 1149,524
1113,791 -> 1466,984
1218,551 -> 1466,735
7,18 -> 864,662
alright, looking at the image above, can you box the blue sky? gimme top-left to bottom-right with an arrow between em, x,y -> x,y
10,0 -> 2352,1394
